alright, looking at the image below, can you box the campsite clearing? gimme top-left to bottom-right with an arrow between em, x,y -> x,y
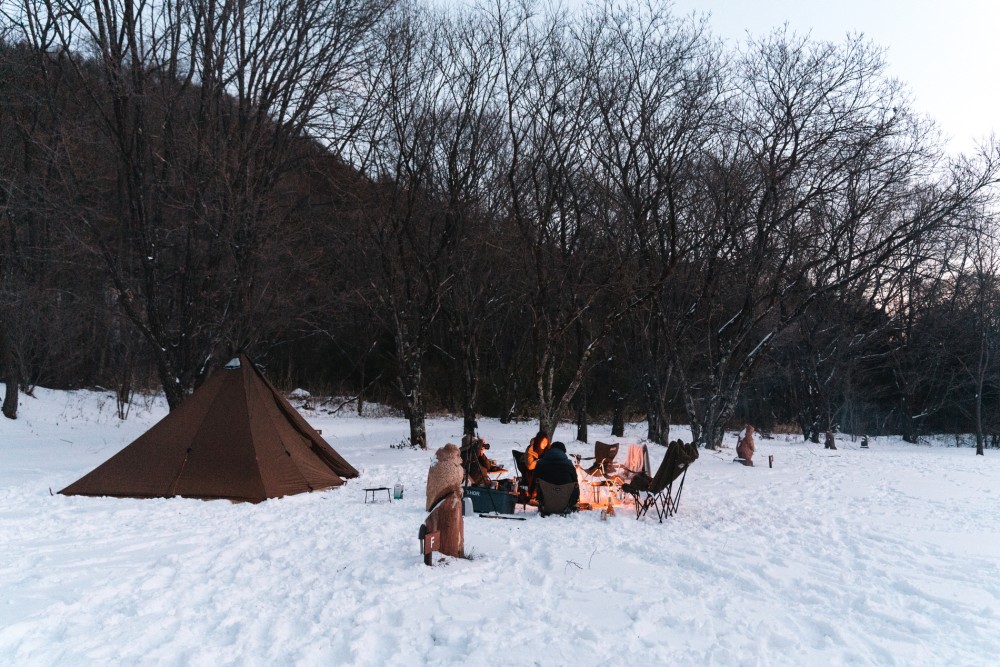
2,388 -> 999,665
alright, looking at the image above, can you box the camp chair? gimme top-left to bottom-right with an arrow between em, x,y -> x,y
536,479 -> 577,517
512,450 -> 531,509
625,441 -> 699,522
579,441 -> 621,475
577,441 -> 620,504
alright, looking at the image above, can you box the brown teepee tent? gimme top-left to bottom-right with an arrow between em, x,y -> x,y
60,355 -> 358,502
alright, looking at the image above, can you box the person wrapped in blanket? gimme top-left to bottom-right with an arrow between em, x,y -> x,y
533,441 -> 580,510
735,425 -> 755,466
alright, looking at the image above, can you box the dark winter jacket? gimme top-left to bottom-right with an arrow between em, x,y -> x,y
534,447 -> 580,505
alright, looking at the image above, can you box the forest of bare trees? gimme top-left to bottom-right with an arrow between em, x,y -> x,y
2,0 -> 998,453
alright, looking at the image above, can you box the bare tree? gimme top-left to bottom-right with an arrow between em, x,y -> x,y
497,2 -> 678,437
576,2 -> 722,444
669,29 -> 999,448
0,40 -> 112,417
942,211 -> 1000,454
357,3 -> 508,447
7,0 -> 391,409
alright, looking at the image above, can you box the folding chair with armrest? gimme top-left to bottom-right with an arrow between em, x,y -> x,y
536,479 -> 577,517
623,441 -> 699,522
577,441 -> 621,504
512,449 -> 531,509
579,441 -> 621,476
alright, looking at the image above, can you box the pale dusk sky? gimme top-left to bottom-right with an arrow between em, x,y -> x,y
668,0 -> 998,155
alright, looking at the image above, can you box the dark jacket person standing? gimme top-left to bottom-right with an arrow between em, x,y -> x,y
534,442 -> 580,508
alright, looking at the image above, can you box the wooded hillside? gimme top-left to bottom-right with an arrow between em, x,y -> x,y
2,0 -> 998,451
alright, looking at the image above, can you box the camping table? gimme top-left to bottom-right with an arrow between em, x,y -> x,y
589,480 -> 609,505
589,479 -> 627,507
364,487 -> 392,503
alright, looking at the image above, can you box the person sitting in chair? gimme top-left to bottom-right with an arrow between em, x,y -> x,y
533,441 -> 580,509
460,434 -> 494,487
524,430 -> 550,473
521,430 -> 551,497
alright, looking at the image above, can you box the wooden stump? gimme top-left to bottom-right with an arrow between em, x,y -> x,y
422,491 -> 464,563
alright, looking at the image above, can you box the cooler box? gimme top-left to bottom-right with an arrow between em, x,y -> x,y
462,486 -> 516,514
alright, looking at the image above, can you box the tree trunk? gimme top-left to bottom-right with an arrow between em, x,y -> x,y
643,373 -> 670,445
799,405 -> 821,443
157,357 -> 187,411
575,388 -> 588,443
797,420 -> 808,440
900,399 -> 918,444
399,377 -> 428,449
539,413 -> 558,442
407,405 -> 428,450
700,415 -> 727,450
692,388 -> 739,450
611,389 -> 625,438
462,406 -> 478,438
975,336 -> 986,456
115,349 -> 134,420
682,385 -> 701,446
0,318 -> 18,420
401,389 -> 428,449
461,334 -> 480,438
2,376 -> 16,420
499,375 -> 517,424
357,363 -> 365,417
392,318 -> 429,448
975,378 -> 985,456
536,347 -> 560,441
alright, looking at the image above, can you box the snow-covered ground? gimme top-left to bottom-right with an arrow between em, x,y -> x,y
2,388 -> 999,665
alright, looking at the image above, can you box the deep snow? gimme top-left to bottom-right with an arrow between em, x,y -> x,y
2,388 -> 999,666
